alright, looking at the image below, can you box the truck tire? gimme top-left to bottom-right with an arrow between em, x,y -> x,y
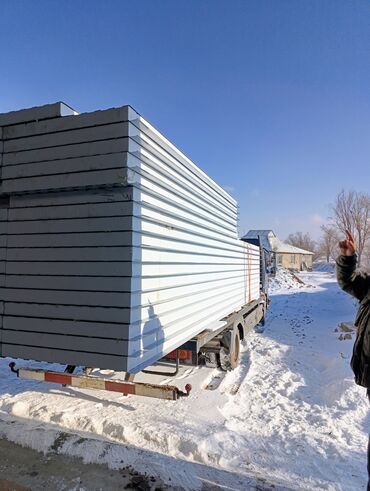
220,329 -> 240,371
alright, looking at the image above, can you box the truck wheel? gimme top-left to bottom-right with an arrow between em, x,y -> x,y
220,330 -> 240,371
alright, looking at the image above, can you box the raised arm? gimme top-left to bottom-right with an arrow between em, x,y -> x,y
336,230 -> 370,301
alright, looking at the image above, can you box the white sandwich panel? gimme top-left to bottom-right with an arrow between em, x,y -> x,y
132,145 -> 237,227
139,189 -> 236,237
129,114 -> 235,208
138,151 -> 237,223
138,177 -> 237,233
124,124 -> 260,371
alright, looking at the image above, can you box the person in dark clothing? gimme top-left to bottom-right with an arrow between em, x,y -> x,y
336,230 -> 370,490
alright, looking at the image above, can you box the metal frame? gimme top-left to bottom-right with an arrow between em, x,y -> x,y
142,349 -> 180,376
9,363 -> 191,401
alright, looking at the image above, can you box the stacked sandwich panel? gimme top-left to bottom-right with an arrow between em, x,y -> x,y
0,103 -> 260,373
0,126 -> 4,337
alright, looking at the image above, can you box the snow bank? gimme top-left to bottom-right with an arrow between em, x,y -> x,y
269,268 -> 308,293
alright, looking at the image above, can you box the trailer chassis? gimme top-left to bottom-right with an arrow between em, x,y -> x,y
8,296 -> 266,401
164,295 -> 267,371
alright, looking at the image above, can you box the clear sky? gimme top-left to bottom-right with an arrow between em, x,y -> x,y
1,0 -> 369,240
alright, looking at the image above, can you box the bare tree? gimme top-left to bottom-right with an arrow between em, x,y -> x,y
360,240 -> 370,272
331,190 -> 370,266
286,231 -> 316,253
317,225 -> 340,262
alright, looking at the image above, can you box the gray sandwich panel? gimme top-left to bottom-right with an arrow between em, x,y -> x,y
1,167 -> 132,194
9,202 -> 133,222
2,330 -> 128,356
3,122 -> 136,153
1,152 -> 132,180
4,275 -> 132,292
0,102 -> 76,127
3,316 -> 132,339
5,261 -> 132,276
2,106 -> 137,140
0,190 -> 6,355
2,178 -> 135,365
7,216 -> 133,234
1,344 -> 128,371
4,303 -> 131,324
0,127 -> 3,180
6,231 -> 133,248
3,138 -> 133,166
6,246 -> 133,262
0,301 -> 2,356
10,187 -> 134,208
0,288 -> 131,307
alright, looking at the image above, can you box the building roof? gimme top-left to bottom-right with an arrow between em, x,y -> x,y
273,240 -> 314,255
242,229 -> 314,255
243,230 -> 276,239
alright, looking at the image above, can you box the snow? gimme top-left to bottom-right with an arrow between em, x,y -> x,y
313,262 -> 337,273
0,269 -> 368,490
269,268 -> 308,291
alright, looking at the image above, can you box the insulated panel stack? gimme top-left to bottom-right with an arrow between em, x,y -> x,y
0,103 -> 260,373
127,115 -> 261,371
0,125 -> 4,338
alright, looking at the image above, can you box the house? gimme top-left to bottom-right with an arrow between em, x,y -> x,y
241,230 -> 313,272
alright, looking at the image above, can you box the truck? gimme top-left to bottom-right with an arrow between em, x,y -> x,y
0,102 -> 267,400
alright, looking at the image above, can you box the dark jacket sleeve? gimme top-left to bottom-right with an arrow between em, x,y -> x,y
336,254 -> 370,301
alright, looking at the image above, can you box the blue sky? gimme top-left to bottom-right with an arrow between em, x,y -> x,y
1,0 -> 369,240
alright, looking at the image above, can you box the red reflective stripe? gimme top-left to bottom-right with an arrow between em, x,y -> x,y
244,245 -> 247,303
45,373 -> 72,385
246,243 -> 251,303
248,246 -> 252,303
105,381 -> 135,394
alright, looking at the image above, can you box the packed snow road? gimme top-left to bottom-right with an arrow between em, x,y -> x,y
0,268 -> 367,490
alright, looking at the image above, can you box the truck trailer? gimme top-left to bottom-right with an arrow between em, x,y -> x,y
0,102 -> 267,400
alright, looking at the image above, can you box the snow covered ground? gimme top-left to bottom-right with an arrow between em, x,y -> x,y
313,262 -> 336,273
0,269 -> 368,490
